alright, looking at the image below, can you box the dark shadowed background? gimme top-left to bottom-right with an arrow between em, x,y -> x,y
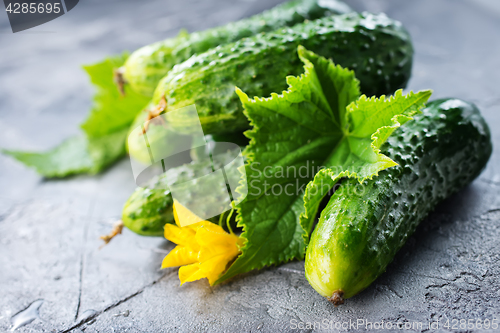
0,0 -> 499,331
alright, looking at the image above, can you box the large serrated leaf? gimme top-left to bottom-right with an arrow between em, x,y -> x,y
217,46 -> 431,283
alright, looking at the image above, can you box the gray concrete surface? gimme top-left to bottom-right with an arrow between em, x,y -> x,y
0,0 -> 499,332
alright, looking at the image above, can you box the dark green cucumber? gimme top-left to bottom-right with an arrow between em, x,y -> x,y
305,99 -> 492,304
123,0 -> 352,96
123,138 -> 247,236
153,12 -> 413,135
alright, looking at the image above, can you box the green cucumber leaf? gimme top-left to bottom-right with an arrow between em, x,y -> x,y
2,136 -> 94,178
81,53 -> 150,137
4,54 -> 149,178
217,46 -> 431,283
3,128 -> 129,178
86,127 -> 130,171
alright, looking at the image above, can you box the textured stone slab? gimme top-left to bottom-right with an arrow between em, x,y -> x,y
0,0 -> 499,332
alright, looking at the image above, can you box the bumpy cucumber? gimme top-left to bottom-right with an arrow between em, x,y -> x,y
123,0 -> 352,96
123,179 -> 174,237
305,99 -> 492,304
153,12 -> 413,135
123,138 -> 247,236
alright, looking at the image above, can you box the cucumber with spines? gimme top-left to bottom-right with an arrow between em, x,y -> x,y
305,99 -> 492,304
153,12 -> 414,136
122,0 -> 353,96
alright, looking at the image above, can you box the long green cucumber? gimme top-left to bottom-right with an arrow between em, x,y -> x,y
305,99 -> 492,304
123,136 -> 247,236
122,0 -> 352,96
152,12 -> 413,136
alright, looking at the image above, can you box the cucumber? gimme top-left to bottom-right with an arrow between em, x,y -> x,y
305,99 -> 492,304
126,101 -> 194,165
126,103 -> 248,164
123,179 -> 174,237
153,12 -> 413,136
123,138 -> 247,236
190,132 -> 249,161
122,0 -> 353,96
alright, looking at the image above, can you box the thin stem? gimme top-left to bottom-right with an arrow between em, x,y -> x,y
226,207 -> 235,235
218,210 -> 226,227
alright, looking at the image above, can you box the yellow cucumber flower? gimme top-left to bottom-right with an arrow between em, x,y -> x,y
161,201 -> 243,285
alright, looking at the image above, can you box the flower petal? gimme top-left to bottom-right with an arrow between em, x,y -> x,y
173,200 -> 206,227
164,223 -> 199,250
196,225 -> 241,249
161,246 -> 198,269
196,226 -> 242,285
199,251 -> 235,285
178,263 -> 206,285
163,202 -> 244,286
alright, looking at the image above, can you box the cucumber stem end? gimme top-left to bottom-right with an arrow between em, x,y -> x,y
328,290 -> 344,306
113,67 -> 127,96
99,220 -> 124,248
